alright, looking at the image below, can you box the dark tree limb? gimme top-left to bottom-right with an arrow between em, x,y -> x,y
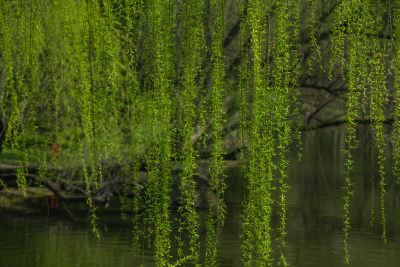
300,117 -> 394,131
307,99 -> 333,125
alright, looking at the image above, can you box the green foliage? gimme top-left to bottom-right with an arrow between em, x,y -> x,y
120,0 -> 144,256
332,0 -> 356,263
307,0 -> 322,72
241,0 -> 272,264
175,0 -> 205,265
241,0 -> 300,265
331,0 -> 390,263
140,0 -> 176,265
330,0 -> 351,79
369,46 -> 388,244
1,0 -> 400,265
204,0 -> 227,265
393,1 -> 400,184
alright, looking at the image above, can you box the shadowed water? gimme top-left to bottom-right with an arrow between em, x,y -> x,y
1,126 -> 400,266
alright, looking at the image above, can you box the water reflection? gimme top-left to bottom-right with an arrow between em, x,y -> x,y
0,210 -> 154,266
1,126 -> 400,266
286,126 -> 400,267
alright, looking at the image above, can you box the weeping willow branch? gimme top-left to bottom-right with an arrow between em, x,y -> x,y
176,0 -> 205,264
1,0 -> 400,266
392,1 -> 400,184
204,0 -> 226,265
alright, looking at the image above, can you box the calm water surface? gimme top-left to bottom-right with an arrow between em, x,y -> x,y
1,127 -> 400,266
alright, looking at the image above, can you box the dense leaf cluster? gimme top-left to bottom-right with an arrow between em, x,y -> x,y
1,0 -> 400,265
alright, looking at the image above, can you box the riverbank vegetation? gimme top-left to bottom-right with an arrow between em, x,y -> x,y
1,0 -> 399,265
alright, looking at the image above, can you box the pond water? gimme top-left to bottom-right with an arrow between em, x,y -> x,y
1,126 -> 400,266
